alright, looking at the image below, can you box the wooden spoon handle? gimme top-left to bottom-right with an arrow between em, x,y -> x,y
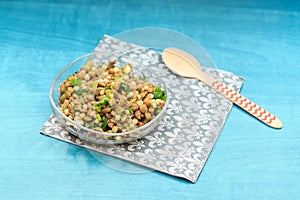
202,73 -> 282,129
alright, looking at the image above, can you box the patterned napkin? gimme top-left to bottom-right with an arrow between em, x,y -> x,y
41,35 -> 244,183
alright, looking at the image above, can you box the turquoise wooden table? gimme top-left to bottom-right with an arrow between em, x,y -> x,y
0,0 -> 299,199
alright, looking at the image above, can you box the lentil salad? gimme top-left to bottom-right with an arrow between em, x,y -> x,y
58,60 -> 167,135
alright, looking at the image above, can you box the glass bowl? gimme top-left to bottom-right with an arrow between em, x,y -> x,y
49,51 -> 169,144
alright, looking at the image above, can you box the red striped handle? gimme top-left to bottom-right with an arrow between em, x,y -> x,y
211,80 -> 282,129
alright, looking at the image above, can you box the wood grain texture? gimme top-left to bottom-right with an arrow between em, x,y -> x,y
0,0 -> 299,199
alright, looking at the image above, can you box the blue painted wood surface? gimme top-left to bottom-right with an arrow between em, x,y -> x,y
0,0 -> 299,199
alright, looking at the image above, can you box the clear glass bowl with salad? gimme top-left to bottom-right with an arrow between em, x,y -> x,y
49,52 -> 169,144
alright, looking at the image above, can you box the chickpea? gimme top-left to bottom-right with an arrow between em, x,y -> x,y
84,74 -> 90,81
60,83 -> 67,93
143,98 -> 150,107
88,71 -> 96,78
145,112 -> 151,120
102,107 -> 111,113
139,104 -> 148,113
77,71 -> 85,79
112,126 -> 118,133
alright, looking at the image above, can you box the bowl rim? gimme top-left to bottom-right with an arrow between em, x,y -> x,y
49,52 -> 169,137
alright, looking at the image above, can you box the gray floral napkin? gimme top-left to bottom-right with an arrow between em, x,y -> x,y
41,35 -> 244,183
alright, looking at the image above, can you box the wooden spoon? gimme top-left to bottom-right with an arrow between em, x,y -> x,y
162,47 -> 282,129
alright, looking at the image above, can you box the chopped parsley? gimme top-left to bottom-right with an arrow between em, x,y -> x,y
73,89 -> 85,95
100,117 -> 108,129
128,108 -> 134,114
153,87 -> 167,101
120,82 -> 131,93
94,96 -> 110,111
69,77 -> 82,86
